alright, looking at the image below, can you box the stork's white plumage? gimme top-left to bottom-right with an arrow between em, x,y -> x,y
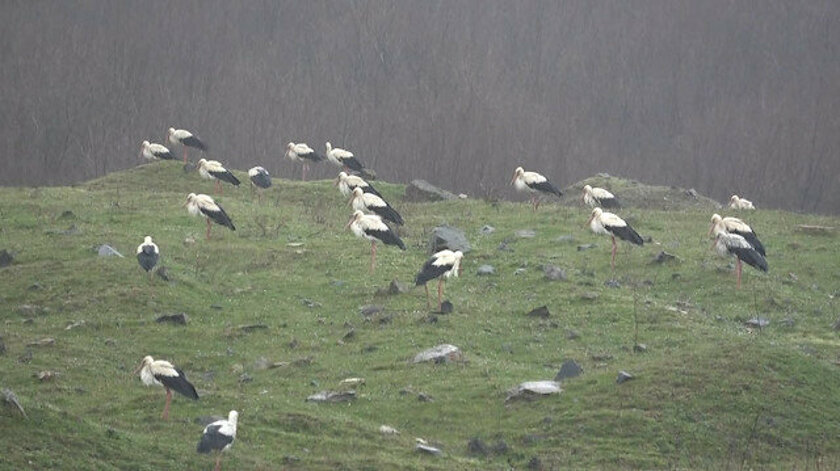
729,195 -> 756,210
285,142 -> 324,180
140,141 -> 176,162
582,184 -> 620,208
247,166 -> 271,202
510,166 -> 563,210
136,236 -> 160,281
586,207 -> 644,270
335,172 -> 382,198
167,127 -> 207,163
185,193 -> 236,240
133,355 -> 198,420
709,214 -> 765,256
198,159 -> 240,194
714,231 -> 768,289
350,187 -> 404,225
197,410 -> 238,471
345,210 -> 406,273
326,142 -> 365,173
415,249 -> 464,312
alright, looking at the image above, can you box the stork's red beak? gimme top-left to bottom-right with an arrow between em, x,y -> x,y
585,214 -> 595,227
344,216 -> 354,229
510,172 -> 518,185
132,361 -> 144,375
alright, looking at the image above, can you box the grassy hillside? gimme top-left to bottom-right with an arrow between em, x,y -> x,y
1,162 -> 839,470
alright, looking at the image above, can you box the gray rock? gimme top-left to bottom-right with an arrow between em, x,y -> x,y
527,306 -> 550,319
513,268 -> 527,276
301,298 -> 321,308
237,324 -> 268,332
554,360 -> 583,381
0,249 -> 13,267
581,292 -> 599,301
360,305 -> 383,317
544,265 -> 566,281
97,244 -> 124,257
467,437 -> 489,456
0,336 -> 5,355
155,266 -> 171,281
238,373 -> 253,384
633,343 -> 647,353
515,229 -> 536,238
652,251 -> 677,264
577,243 -> 597,251
388,279 -> 411,295
439,301 -> 453,314
413,344 -> 463,364
418,392 -> 434,402
155,313 -> 189,325
330,279 -> 346,287
616,370 -> 634,384
3,388 -> 27,418
415,443 -> 443,456
477,265 -> 495,276
554,235 -> 575,243
506,381 -> 563,402
306,390 -> 356,403
479,225 -> 496,235
604,279 -> 621,288
491,440 -> 509,455
565,329 -> 580,340
428,225 -> 471,254
405,179 -> 458,202
58,210 -> 76,220
17,304 -> 49,316
744,317 -> 770,328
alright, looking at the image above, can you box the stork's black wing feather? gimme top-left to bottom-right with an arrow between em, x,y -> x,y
372,205 -> 404,226
250,173 -> 272,189
598,196 -> 621,208
137,251 -> 159,272
608,224 -> 644,245
210,170 -> 240,186
156,150 -> 176,160
528,180 -> 563,197
182,135 -> 207,151
342,156 -> 365,172
733,230 -> 765,257
415,259 -> 450,285
201,206 -> 236,231
361,184 -> 383,199
197,424 -> 233,453
301,151 -> 325,162
731,246 -> 768,272
366,228 -> 405,250
156,369 -> 199,400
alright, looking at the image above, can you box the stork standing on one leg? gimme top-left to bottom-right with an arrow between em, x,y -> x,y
285,142 -> 324,181
197,410 -> 238,471
709,213 -> 765,256
349,187 -> 404,225
326,142 -> 366,173
136,236 -> 159,281
415,249 -> 463,312
510,166 -> 563,210
247,166 -> 271,202
582,184 -> 620,208
185,193 -> 236,240
335,171 -> 382,198
586,207 -> 644,271
133,355 -> 199,420
345,210 -> 406,273
713,231 -> 768,288
167,128 -> 207,164
140,141 -> 176,162
198,159 -> 240,194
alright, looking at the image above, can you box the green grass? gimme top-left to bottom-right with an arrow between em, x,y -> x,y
1,161 -> 839,470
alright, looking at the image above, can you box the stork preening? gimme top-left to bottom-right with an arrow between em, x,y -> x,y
345,210 -> 406,273
198,159 -> 240,194
510,167 -> 563,210
335,171 -> 382,198
415,249 -> 463,312
140,141 -> 176,162
729,195 -> 756,210
136,236 -> 159,281
326,142 -> 365,173
582,184 -> 620,208
167,128 -> 207,163
349,187 -> 404,225
285,142 -> 324,181
197,410 -> 238,471
709,214 -> 765,256
713,231 -> 768,289
133,355 -> 199,420
586,207 -> 644,270
248,166 -> 271,202
185,193 -> 236,240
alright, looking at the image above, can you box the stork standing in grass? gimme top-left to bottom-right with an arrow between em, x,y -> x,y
167,128 -> 207,163
133,355 -> 198,420
349,187 -> 404,225
709,214 -> 765,256
185,193 -> 236,240
713,231 -> 768,288
197,410 -> 238,471
136,236 -> 159,281
335,171 -> 382,198
140,141 -> 176,162
729,195 -> 756,210
510,166 -> 563,210
247,166 -> 271,202
345,210 -> 405,273
198,159 -> 240,194
326,142 -> 365,173
415,249 -> 463,312
582,184 -> 620,208
586,207 -> 644,270
285,142 -> 324,181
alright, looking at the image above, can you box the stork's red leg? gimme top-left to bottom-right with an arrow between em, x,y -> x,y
214,454 -> 222,471
183,147 -> 188,164
302,163 -> 308,181
736,259 -> 742,289
162,387 -> 172,420
425,284 -> 430,308
370,241 -> 377,273
611,235 -> 617,271
437,278 -> 443,312
206,218 -> 212,240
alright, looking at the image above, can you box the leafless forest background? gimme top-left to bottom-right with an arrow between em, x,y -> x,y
1,1 -> 838,214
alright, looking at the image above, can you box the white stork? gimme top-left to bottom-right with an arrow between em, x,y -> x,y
713,231 -> 768,288
326,142 -> 365,173
345,210 -> 406,273
582,184 -> 620,208
510,166 -> 563,210
167,127 -> 207,164
335,171 -> 382,198
709,214 -> 765,256
133,355 -> 199,420
185,193 -> 236,240
285,142 -> 324,181
415,249 -> 463,312
198,159 -> 240,194
349,187 -> 404,226
197,410 -> 238,471
136,236 -> 160,281
139,141 -> 176,162
247,166 -> 271,202
729,195 -> 756,210
586,207 -> 644,270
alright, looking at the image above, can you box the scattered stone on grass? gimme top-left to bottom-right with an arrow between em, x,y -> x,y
604,279 -> 621,288
591,353 -> 613,362
2,388 -> 26,418
554,235 -> 574,243
415,439 -> 443,456
17,305 -> 49,316
439,301 -> 453,314
554,360 -> 583,381
515,229 -> 536,238
506,381 -> 563,402
27,338 -> 55,347
380,425 -> 400,435
0,249 -> 13,267
339,377 -> 365,388
467,437 -> 489,456
428,225 -> 471,254
418,392 -> 434,402
97,244 -> 124,257
565,329 -> 580,340
795,225 -> 835,235
360,305 -> 383,317
36,371 -> 59,382
388,279 -> 411,295
477,265 -> 495,276
581,292 -> 599,301
155,313 -> 189,325
238,373 -> 253,384
306,390 -> 356,403
238,324 -> 268,332
633,343 -> 648,353
492,440 -> 509,455
301,298 -> 321,308
0,337 -> 5,355
526,306 -> 550,319
577,243 -> 597,251
413,344 -> 463,364
616,370 -> 635,384
543,265 -> 566,281
479,225 -> 496,235
155,266 -> 171,281
405,179 -> 458,202
65,320 -> 85,330
209,304 -> 223,310
744,317 -> 770,328
652,251 -> 678,264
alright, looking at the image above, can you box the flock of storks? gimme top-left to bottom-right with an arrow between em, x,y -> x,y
134,127 -> 766,470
